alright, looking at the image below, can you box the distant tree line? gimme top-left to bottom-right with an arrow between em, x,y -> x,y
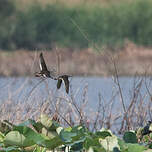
1,0 -> 152,51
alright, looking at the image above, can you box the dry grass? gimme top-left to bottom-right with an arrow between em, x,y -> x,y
0,72 -> 152,134
1,42 -> 152,77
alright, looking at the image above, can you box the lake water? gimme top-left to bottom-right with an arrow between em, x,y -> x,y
0,76 -> 151,131
0,76 -> 150,107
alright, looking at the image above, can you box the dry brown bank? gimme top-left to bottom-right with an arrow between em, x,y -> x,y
0,43 -> 152,77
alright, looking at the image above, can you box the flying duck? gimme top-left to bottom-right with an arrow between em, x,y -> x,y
35,52 -> 71,94
35,52 -> 54,79
55,75 -> 71,94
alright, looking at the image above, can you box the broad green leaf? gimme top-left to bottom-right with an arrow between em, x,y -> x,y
13,125 -> 35,136
13,125 -> 63,150
49,121 -> 60,131
149,124 -> 152,132
87,147 -> 94,152
13,126 -> 47,147
99,135 -> 120,151
123,131 -> 137,143
0,132 -> 4,142
40,114 -> 52,129
38,136 -> 63,149
96,131 -> 112,139
136,127 -> 143,139
118,138 -> 128,151
59,125 -> 86,146
60,129 -> 77,142
83,136 -> 104,151
40,114 -> 60,132
42,128 -> 57,138
56,127 -> 63,134
127,143 -> 146,152
63,127 -> 72,132
1,119 -> 151,151
71,125 -> 86,133
18,119 -> 43,133
149,133 -> 152,139
33,122 -> 44,133
92,146 -> 106,152
118,138 -> 147,152
100,128 -> 112,135
4,131 -> 33,147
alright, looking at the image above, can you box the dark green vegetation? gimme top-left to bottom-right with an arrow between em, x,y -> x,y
1,0 -> 152,50
0,114 -> 152,152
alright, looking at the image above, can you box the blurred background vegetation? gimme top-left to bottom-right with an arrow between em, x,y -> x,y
1,0 -> 152,51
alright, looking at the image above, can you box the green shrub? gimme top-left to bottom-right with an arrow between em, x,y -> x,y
1,0 -> 152,50
0,0 -> 15,18
0,115 -> 151,152
0,0 -> 16,50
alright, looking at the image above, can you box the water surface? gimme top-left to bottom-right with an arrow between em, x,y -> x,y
0,76 -> 150,110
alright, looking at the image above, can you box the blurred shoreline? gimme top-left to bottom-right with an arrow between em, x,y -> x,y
0,43 -> 152,77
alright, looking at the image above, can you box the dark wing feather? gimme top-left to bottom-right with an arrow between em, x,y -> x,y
57,79 -> 62,89
63,77 -> 69,94
39,52 -> 48,71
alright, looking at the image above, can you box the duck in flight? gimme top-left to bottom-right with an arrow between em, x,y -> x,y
35,52 -> 72,94
35,52 -> 55,79
54,75 -> 71,94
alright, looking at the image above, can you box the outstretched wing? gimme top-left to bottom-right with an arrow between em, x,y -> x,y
57,79 -> 62,89
63,77 -> 69,94
39,52 -> 48,71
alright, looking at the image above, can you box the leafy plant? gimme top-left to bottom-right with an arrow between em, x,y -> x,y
0,114 -> 151,151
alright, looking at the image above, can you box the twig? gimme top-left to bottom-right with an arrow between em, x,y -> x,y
113,59 -> 126,113
24,78 -> 46,103
70,18 -> 100,52
54,107 -> 72,127
55,47 -> 61,75
92,92 -> 102,132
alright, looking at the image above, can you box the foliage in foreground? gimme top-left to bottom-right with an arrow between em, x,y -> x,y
0,114 -> 152,152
